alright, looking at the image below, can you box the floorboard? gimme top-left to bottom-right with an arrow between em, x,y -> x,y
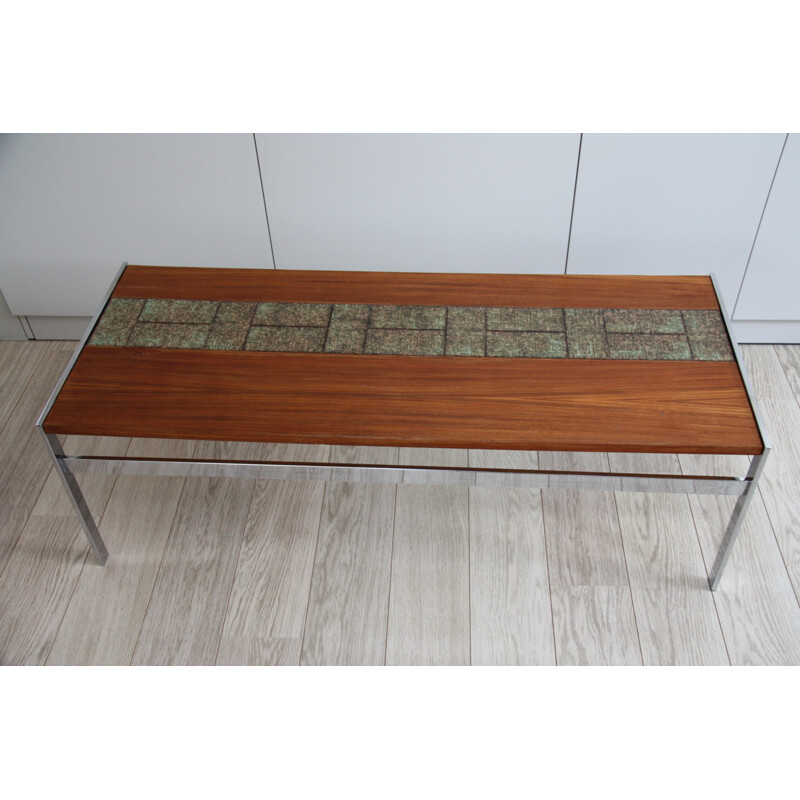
131,440 -> 261,665
45,438 -> 194,665
741,347 -> 800,604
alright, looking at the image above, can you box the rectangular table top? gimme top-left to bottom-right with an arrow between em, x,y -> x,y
43,266 -> 763,455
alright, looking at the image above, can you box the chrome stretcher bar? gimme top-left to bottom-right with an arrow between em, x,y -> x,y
35,265 -> 771,591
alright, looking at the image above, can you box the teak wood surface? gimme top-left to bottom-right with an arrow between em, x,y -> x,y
43,266 -> 763,455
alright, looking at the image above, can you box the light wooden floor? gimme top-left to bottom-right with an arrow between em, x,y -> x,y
1,340 -> 799,665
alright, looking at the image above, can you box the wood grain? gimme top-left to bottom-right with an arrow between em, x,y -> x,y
386,484 -> 470,665
469,486 -> 555,665
686,483 -> 800,665
550,587 -> 642,665
215,636 -> 302,666
614,490 -> 729,665
131,440 -> 261,665
0,340 -> 46,433
0,342 -> 75,575
219,478 -> 325,642
0,434 -> 129,665
115,265 -> 721,309
740,347 -> 800,606
301,481 -> 396,665
45,348 -> 762,454
45,437 -> 194,665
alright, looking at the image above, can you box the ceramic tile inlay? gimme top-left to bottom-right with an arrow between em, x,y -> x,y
87,298 -> 735,361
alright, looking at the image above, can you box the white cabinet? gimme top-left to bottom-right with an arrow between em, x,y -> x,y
256,133 -> 580,273
566,134 -> 786,310
733,134 -> 800,322
0,134 -> 272,316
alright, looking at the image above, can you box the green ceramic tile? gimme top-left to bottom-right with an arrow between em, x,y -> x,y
254,302 -> 332,327
89,298 -> 146,346
682,310 -> 734,361
487,307 -> 565,332
140,299 -> 219,324
215,301 -> 257,324
565,309 -> 608,358
371,305 -> 446,330
331,304 -> 370,324
608,333 -> 692,360
245,326 -> 326,352
447,306 -> 486,331
446,329 -> 485,356
604,309 -> 685,334
205,321 -> 252,350
365,329 -> 445,356
325,322 -> 367,353
128,323 -> 210,349
486,332 -> 567,358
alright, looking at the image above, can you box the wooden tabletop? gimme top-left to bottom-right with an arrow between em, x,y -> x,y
43,266 -> 763,455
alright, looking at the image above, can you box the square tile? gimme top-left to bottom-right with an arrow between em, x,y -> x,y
140,299 -> 219,324
371,305 -> 446,330
447,306 -> 486,331
128,323 -> 210,349
205,321 -> 252,350
89,298 -> 145,346
487,307 -> 565,331
365,329 -> 445,356
254,302 -> 331,327
604,309 -> 685,334
325,323 -> 368,353
608,333 -> 692,360
446,329 -> 486,356
682,310 -> 735,360
565,309 -> 608,358
245,326 -> 326,352
331,304 -> 370,324
486,332 -> 567,358
215,302 -> 257,325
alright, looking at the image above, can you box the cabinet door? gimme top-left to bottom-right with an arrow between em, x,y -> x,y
256,133 -> 580,273
566,134 -> 785,309
0,134 -> 271,316
733,134 -> 800,321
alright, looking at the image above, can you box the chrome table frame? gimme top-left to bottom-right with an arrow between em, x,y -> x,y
37,265 -> 770,591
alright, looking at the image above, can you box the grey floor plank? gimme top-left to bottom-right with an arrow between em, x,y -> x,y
301,481 -> 396,665
217,478 -> 326,660
551,587 -> 642,665
687,486 -> 800,665
614,491 -> 729,665
45,438 -> 194,665
0,340 -> 47,433
387,475 -> 470,665
469,486 -> 555,665
541,451 -> 641,664
741,346 -> 800,603
215,636 -> 302,666
0,342 -> 75,575
0,434 -> 129,665
131,441 -> 261,665
775,344 -> 800,408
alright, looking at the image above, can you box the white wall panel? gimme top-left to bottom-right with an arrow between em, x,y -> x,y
567,134 -> 785,309
0,134 -> 272,316
733,134 -> 800,322
256,133 -> 579,273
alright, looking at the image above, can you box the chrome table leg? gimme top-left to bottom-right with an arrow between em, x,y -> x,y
39,429 -> 109,565
708,449 -> 770,591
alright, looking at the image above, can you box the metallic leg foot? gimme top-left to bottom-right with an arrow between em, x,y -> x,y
39,429 -> 109,565
708,450 -> 769,591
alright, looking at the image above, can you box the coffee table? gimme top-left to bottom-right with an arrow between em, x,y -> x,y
37,263 -> 769,590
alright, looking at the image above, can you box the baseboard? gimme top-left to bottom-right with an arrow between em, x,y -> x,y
26,316 -> 92,340
732,320 -> 800,344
